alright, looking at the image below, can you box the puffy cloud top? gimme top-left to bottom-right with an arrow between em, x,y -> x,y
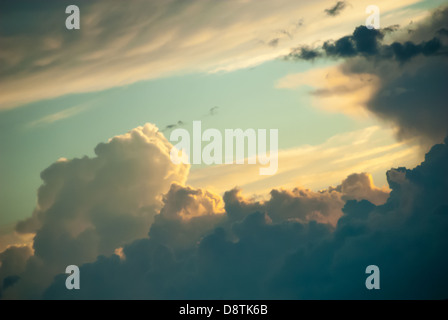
1,121 -> 448,299
1,124 -> 188,298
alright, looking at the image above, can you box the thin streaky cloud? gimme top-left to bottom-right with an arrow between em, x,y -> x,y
0,0 -> 421,109
25,102 -> 93,129
187,126 -> 422,196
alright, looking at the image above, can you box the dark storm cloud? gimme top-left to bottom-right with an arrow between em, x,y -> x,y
365,57 -> 448,142
387,37 -> 443,63
0,246 -> 32,298
2,275 -> 20,290
40,137 -> 448,299
287,6 -> 448,144
289,5 -> 448,62
286,46 -> 322,61
286,26 -> 386,60
320,26 -> 446,61
1,120 -> 447,299
324,1 -> 348,17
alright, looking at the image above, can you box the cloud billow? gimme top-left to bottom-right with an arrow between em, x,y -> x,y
286,6 -> 448,145
0,124 -> 189,299
0,120 -> 446,299
37,135 -> 448,300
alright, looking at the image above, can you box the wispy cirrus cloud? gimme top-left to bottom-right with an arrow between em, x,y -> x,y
0,0 -> 421,110
25,102 -> 93,128
188,126 -> 422,196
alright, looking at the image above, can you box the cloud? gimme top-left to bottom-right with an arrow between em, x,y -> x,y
0,123 -> 188,298
223,186 -> 344,226
284,6 -> 448,145
0,120 -> 447,299
44,139 -> 448,299
188,125 -> 421,196
222,171 -> 388,228
304,136 -> 448,298
277,64 -> 380,116
39,136 -> 448,299
285,45 -> 322,61
0,224 -> 34,253
160,183 -> 225,221
0,246 -> 32,298
148,183 -> 226,251
323,26 -> 384,57
1,2 -> 447,299
25,101 -> 93,128
324,1 -> 349,17
382,24 -> 400,34
329,172 -> 390,205
0,0 -> 422,109
288,23 -> 447,62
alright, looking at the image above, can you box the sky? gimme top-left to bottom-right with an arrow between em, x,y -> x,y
0,0 -> 448,299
